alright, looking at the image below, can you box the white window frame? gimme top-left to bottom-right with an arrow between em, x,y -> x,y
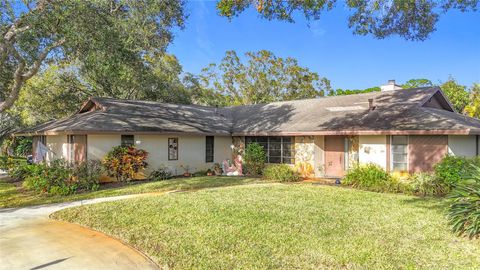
390,135 -> 409,172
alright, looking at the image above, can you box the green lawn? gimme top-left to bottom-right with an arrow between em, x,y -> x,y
52,183 -> 480,269
0,176 -> 260,208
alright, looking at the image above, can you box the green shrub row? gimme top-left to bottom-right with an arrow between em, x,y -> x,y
263,164 -> 300,182
342,163 -> 409,193
11,159 -> 102,195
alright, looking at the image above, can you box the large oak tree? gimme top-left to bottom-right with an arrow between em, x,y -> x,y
216,0 -> 479,41
0,0 -> 186,112
190,50 -> 331,106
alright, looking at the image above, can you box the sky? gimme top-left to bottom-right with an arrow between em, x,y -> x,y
168,1 -> 480,90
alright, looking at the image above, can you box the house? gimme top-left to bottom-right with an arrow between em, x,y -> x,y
16,80 -> 480,179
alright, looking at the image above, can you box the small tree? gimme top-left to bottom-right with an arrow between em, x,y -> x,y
244,143 -> 266,176
103,146 -> 148,182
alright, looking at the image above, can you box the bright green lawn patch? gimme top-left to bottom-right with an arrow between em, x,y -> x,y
52,184 -> 480,269
0,176 -> 259,208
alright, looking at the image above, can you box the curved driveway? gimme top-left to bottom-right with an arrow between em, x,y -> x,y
0,195 -> 159,270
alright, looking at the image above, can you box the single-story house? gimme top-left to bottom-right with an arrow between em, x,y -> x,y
16,80 -> 480,179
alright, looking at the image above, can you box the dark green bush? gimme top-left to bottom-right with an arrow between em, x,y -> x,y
244,143 -> 266,176
149,166 -> 172,181
17,159 -> 102,195
408,173 -> 449,197
343,163 -> 407,193
263,164 -> 300,182
72,160 -> 102,191
434,155 -> 470,188
447,165 -> 480,239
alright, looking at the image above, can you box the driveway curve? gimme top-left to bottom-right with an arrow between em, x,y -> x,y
0,195 -> 159,270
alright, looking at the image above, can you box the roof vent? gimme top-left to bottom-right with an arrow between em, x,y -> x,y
381,80 -> 403,91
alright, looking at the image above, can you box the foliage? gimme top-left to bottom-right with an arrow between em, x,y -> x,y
433,155 -> 478,188
0,0 -> 186,112
465,83 -> 480,118
149,166 -> 172,181
263,164 -> 300,182
216,0 -> 479,41
244,143 -> 266,176
72,160 -> 102,191
343,163 -> 406,193
408,172 -> 449,197
448,165 -> 480,239
402,78 -> 433,89
329,86 -> 380,96
12,64 -> 89,126
14,137 -> 32,157
103,146 -> 149,182
21,160 -> 76,195
440,77 -> 470,113
193,50 -> 331,106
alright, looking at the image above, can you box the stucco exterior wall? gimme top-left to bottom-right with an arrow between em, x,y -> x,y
45,135 -> 68,162
313,136 -> 325,177
359,135 -> 387,169
85,134 -> 232,175
87,134 -> 121,161
448,135 -> 477,157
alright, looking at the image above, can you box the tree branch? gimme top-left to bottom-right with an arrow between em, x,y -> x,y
0,38 -> 65,112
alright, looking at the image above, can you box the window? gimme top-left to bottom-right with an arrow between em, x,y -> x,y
206,136 -> 214,163
121,135 -> 134,147
168,138 -> 178,160
391,135 -> 408,172
245,136 -> 294,164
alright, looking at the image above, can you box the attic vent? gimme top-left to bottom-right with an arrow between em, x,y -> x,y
326,106 -> 364,112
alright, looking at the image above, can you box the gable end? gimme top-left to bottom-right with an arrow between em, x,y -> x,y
422,90 -> 454,112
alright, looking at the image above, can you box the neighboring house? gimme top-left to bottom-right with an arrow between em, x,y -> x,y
16,80 -> 480,179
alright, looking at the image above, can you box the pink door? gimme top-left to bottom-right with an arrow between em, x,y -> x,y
324,136 -> 345,177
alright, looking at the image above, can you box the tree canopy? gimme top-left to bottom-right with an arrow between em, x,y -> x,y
0,0 -> 186,112
217,0 -> 479,41
190,50 -> 331,106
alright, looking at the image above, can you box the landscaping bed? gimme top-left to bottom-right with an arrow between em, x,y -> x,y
52,184 -> 480,269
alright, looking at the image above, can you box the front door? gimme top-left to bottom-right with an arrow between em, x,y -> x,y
324,136 -> 345,177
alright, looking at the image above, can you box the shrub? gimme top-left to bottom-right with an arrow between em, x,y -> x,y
149,166 -> 172,181
263,164 -> 300,182
447,165 -> 480,239
72,160 -> 102,191
0,156 -> 7,170
343,163 -> 406,193
434,155 -> 469,188
14,137 -> 32,157
408,173 -> 449,197
244,143 -> 266,176
103,146 -> 149,182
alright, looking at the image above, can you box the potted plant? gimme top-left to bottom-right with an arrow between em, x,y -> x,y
180,165 -> 191,177
212,163 -> 223,175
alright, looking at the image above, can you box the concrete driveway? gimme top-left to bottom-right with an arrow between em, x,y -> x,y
0,195 -> 159,270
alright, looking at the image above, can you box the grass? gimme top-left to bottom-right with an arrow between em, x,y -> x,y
0,176 -> 260,208
52,183 -> 480,269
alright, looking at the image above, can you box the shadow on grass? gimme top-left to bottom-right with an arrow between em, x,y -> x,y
400,196 -> 449,214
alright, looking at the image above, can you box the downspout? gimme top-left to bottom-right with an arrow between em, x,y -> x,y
477,135 -> 479,156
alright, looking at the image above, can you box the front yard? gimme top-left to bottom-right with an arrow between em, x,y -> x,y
52,183 -> 480,269
0,176 -> 260,208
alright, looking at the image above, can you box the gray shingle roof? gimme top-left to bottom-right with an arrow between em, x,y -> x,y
17,87 -> 480,136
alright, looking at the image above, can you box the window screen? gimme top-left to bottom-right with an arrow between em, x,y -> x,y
391,135 -> 408,172
245,136 -> 294,164
121,135 -> 134,147
206,136 -> 214,163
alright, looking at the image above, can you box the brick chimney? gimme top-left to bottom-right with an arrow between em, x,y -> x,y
381,80 -> 403,91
